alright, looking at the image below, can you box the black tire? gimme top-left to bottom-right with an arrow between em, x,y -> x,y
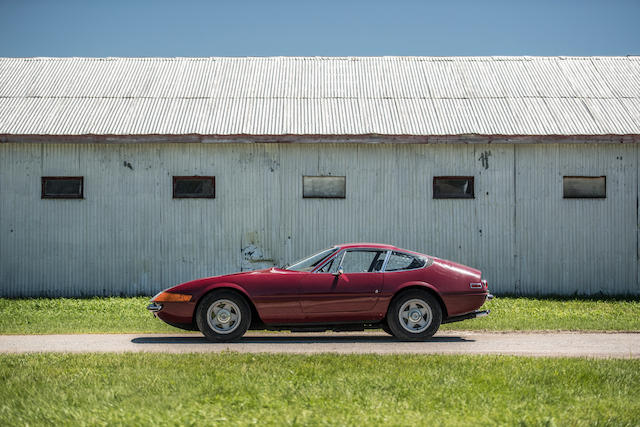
196,290 -> 251,342
386,290 -> 442,341
380,322 -> 393,336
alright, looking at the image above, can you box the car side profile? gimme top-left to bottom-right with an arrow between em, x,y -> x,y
147,243 -> 492,341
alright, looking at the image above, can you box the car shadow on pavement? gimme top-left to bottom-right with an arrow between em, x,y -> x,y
131,335 -> 474,345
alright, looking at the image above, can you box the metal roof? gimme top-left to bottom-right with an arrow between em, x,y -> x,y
0,56 -> 639,137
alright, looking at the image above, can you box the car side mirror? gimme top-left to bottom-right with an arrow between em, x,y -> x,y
332,269 -> 344,277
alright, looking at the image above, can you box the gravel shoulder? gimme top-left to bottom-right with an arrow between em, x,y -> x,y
1,331 -> 638,358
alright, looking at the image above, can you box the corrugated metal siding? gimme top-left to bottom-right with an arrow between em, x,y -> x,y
0,57 -> 639,136
1,142 -> 637,296
515,144 -> 638,295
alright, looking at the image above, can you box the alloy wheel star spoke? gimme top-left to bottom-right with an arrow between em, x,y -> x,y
206,299 -> 243,335
398,298 -> 433,334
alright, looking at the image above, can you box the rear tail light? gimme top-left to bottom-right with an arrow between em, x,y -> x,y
470,280 -> 488,290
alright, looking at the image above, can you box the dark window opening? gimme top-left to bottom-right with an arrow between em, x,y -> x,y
173,176 -> 215,199
303,176 -> 346,198
41,177 -> 84,199
563,176 -> 606,199
433,176 -> 474,199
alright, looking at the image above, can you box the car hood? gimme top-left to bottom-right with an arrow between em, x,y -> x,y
162,267 -> 284,294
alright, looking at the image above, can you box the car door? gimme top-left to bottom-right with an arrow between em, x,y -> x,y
300,249 -> 387,314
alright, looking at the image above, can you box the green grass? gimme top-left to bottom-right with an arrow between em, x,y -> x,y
0,296 -> 638,334
0,297 -> 179,334
0,353 -> 638,426
441,296 -> 640,332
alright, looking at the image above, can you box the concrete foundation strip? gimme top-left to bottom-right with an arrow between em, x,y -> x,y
0,331 -> 639,358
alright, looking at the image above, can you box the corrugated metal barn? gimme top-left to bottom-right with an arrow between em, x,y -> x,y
0,56 -> 639,297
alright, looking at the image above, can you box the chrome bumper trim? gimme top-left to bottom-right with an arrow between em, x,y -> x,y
147,302 -> 163,313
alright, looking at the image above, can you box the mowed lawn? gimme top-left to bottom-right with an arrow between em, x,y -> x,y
0,353 -> 638,426
0,296 -> 638,334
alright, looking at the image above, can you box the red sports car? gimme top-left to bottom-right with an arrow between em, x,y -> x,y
147,243 -> 492,341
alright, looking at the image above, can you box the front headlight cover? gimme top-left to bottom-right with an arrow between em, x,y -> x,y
152,291 -> 192,302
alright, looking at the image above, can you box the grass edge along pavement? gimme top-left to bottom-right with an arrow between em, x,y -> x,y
0,352 -> 638,426
0,295 -> 638,334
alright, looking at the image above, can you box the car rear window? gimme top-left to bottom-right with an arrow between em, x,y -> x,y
385,251 -> 427,271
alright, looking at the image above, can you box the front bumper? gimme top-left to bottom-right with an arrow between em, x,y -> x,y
147,300 -> 197,326
147,302 -> 163,315
146,301 -> 198,331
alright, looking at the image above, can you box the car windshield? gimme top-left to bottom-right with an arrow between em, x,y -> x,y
286,247 -> 338,272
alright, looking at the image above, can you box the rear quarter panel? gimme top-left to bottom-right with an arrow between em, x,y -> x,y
381,258 -> 487,317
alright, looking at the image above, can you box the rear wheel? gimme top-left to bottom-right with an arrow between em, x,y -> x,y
196,290 -> 251,342
386,290 -> 442,341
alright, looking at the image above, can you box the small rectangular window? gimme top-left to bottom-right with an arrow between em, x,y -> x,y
433,176 -> 474,199
563,176 -> 606,199
173,176 -> 215,199
303,176 -> 346,198
41,177 -> 83,199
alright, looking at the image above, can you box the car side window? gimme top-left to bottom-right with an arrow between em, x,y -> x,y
385,251 -> 427,272
340,250 -> 386,273
317,255 -> 339,273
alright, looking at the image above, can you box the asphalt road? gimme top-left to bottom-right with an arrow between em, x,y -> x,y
1,331 -> 639,358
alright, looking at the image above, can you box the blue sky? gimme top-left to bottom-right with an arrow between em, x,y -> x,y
1,0 -> 639,57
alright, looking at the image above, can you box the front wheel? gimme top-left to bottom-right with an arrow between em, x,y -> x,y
196,290 -> 251,342
386,290 -> 442,341
380,321 -> 393,336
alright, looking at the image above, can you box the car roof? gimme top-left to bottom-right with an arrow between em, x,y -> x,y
336,243 -> 400,251
334,243 -> 428,257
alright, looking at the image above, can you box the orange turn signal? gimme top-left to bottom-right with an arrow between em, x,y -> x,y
152,292 -> 192,302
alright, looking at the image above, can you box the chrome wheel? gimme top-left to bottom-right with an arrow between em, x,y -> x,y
398,298 -> 433,333
206,299 -> 241,334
